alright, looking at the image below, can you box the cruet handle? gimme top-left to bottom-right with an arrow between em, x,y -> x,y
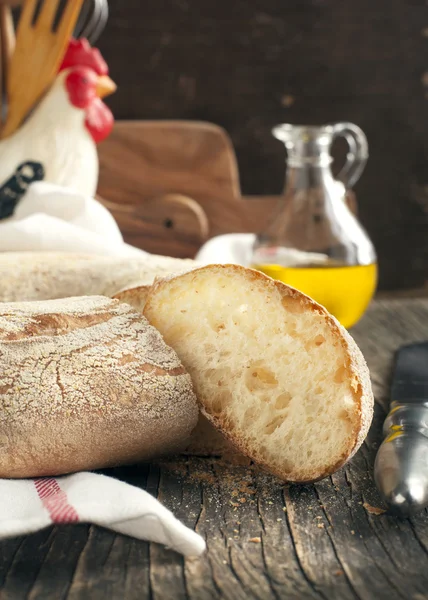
331,122 -> 369,189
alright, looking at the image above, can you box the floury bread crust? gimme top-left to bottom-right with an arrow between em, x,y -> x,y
142,264 -> 374,482
113,284 -> 152,312
0,296 -> 198,477
0,252 -> 196,302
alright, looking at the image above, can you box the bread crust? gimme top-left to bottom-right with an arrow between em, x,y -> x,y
144,264 -> 374,483
113,284 -> 152,312
0,252 -> 196,302
0,296 -> 198,477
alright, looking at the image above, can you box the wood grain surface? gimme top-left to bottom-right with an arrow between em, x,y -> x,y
1,298 -> 428,599
97,120 -> 256,258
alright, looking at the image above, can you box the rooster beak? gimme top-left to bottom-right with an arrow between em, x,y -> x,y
96,75 -> 117,99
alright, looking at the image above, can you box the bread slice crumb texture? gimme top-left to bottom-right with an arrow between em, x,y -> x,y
144,264 -> 373,482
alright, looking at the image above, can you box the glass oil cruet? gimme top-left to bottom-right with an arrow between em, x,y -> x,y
251,123 -> 377,329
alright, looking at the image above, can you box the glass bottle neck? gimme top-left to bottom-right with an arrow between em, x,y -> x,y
284,160 -> 335,192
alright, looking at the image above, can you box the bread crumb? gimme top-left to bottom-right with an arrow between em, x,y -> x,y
239,483 -> 256,495
317,523 -> 324,529
363,502 -> 386,515
239,497 -> 246,503
249,537 -> 261,543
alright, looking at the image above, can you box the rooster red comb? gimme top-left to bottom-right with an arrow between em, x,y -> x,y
59,38 -> 108,76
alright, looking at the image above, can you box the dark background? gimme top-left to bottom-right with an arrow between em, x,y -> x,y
98,0 -> 428,290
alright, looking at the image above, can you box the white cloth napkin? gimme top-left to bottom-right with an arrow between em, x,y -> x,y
196,233 -> 329,266
0,473 -> 205,557
196,232 -> 255,265
0,182 -> 205,555
0,181 -> 148,258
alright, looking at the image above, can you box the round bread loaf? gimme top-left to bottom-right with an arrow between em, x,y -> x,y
0,296 -> 198,477
142,264 -> 374,483
0,252 -> 196,302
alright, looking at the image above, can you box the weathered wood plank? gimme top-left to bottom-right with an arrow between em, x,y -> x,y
28,526 -> 90,600
351,299 -> 428,409
0,528 -> 57,599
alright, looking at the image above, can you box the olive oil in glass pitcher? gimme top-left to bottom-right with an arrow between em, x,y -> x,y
251,123 -> 377,329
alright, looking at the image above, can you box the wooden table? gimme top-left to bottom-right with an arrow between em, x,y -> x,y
1,298 -> 428,600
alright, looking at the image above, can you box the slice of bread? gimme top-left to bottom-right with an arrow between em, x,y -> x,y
143,264 -> 373,482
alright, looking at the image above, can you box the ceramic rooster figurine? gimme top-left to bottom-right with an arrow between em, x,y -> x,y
0,38 -> 115,214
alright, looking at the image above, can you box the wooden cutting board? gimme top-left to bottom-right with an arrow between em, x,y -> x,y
97,120 -> 278,257
97,120 -> 356,258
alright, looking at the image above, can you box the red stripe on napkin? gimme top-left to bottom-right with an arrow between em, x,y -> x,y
34,478 -> 79,523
